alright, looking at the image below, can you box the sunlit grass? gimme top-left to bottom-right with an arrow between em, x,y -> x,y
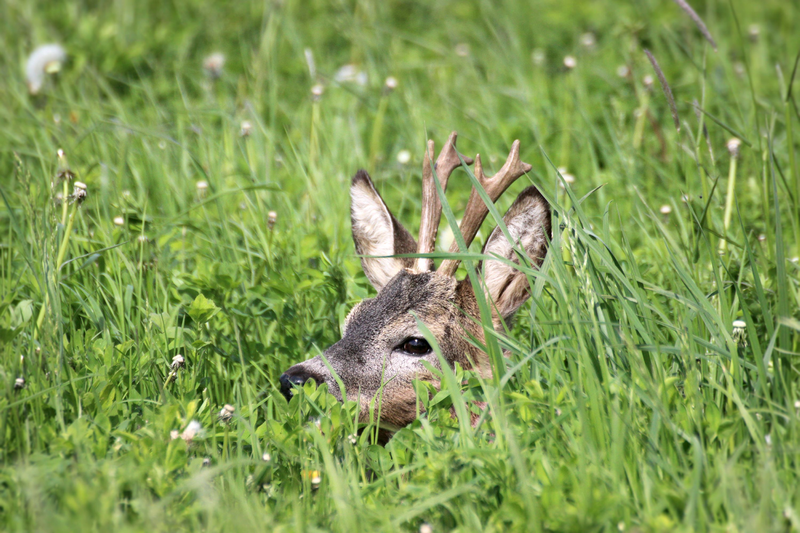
1,0 -> 799,531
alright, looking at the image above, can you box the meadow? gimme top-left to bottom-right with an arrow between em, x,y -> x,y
1,0 -> 800,530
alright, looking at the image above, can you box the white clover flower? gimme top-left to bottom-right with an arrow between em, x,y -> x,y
563,55 -> 577,70
396,149 -> 411,165
240,120 -> 253,137
202,52 -> 226,79
334,64 -> 367,85
181,420 -> 202,443
262,452 -> 271,462
26,44 -> 67,94
726,138 -> 742,158
311,84 -> 324,101
384,76 -> 398,91
420,523 -> 433,533
660,205 -> 672,215
732,320 -> 747,346
218,404 -> 235,423
113,216 -> 125,226
347,434 -> 357,445
171,354 -> 185,370
557,167 -> 575,188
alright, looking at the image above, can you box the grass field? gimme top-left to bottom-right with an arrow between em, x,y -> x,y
2,0 -> 800,530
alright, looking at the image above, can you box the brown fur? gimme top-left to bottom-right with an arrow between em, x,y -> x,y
280,169 -> 550,435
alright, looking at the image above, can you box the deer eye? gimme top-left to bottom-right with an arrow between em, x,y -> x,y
399,337 -> 432,355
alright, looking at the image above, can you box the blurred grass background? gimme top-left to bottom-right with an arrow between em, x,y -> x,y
1,0 -> 800,531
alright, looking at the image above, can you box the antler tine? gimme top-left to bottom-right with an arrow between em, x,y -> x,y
416,131 -> 474,272
438,140 -> 532,277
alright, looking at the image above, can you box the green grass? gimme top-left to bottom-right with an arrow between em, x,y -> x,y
1,0 -> 800,530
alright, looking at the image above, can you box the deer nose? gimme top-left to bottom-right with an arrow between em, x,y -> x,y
279,372 -> 310,401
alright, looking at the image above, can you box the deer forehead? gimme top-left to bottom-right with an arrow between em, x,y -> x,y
343,270 -> 459,339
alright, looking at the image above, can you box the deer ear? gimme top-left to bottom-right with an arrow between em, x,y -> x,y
481,185 -> 551,323
350,170 -> 417,290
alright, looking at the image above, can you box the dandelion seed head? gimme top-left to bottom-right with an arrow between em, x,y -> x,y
26,44 -> 67,94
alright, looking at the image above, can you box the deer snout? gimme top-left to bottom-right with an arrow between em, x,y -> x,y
279,367 -> 325,401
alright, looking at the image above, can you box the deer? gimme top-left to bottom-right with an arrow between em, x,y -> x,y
279,132 -> 551,441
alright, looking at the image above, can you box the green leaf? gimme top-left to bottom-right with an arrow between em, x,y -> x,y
187,294 -> 220,324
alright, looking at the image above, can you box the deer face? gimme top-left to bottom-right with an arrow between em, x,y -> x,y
279,133 -> 551,434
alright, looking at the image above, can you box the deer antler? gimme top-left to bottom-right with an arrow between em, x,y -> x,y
416,132 -> 473,272
438,140 -> 531,277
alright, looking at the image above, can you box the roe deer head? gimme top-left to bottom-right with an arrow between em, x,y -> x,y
279,132 -> 551,437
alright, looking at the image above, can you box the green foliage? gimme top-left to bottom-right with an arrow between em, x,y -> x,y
1,0 -> 800,531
